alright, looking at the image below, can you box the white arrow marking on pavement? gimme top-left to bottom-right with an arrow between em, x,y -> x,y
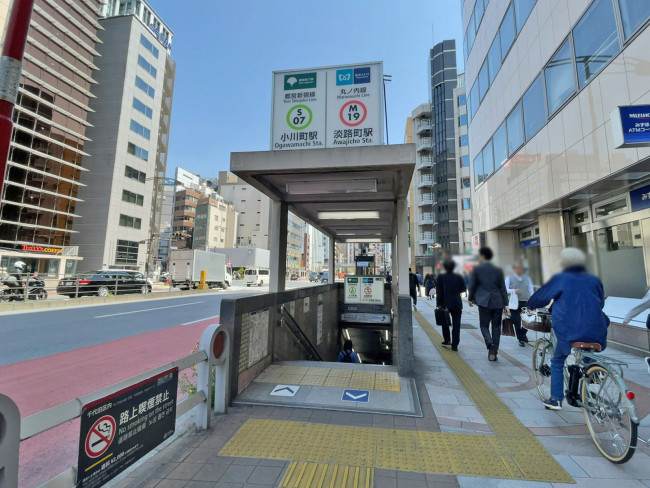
344,392 -> 368,400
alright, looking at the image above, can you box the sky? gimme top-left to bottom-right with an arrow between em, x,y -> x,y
148,0 -> 464,178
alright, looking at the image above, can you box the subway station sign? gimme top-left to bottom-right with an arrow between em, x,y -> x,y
611,105 -> 650,147
271,62 -> 384,151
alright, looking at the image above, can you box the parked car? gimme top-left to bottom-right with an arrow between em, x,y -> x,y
290,273 -> 299,281
308,272 -> 321,282
57,271 -> 151,298
320,271 -> 329,283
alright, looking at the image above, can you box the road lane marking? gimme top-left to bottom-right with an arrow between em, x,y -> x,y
94,301 -> 205,319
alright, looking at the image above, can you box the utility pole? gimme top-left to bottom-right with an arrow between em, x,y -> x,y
0,0 -> 35,192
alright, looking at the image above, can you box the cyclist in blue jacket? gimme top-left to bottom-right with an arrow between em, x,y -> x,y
527,248 -> 609,410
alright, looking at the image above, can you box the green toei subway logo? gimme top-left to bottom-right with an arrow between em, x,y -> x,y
284,72 -> 317,90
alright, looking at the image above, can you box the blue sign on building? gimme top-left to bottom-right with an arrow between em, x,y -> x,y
619,105 -> 650,145
630,184 -> 650,212
520,238 -> 540,249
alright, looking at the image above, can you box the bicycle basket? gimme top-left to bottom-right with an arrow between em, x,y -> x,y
522,310 -> 552,333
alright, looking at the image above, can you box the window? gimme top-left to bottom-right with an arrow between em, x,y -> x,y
487,37 -> 502,84
137,55 -> 157,78
460,135 -> 469,147
462,198 -> 472,210
132,97 -> 153,118
478,61 -> 489,101
122,189 -> 144,206
127,142 -> 149,161
135,76 -> 155,98
125,165 -> 146,183
482,139 -> 494,180
473,151 -> 484,186
461,177 -> 471,188
618,0 -> 650,39
116,240 -> 139,265
573,0 -> 620,88
119,214 -> 142,229
460,155 -> 470,167
130,119 -> 151,140
493,121 -> 508,167
522,75 -> 546,141
139,34 -> 159,58
514,0 -> 536,33
545,40 -> 576,115
458,94 -> 466,106
459,114 -> 468,126
469,81 -> 479,119
506,103 -> 524,155
499,5 -> 516,59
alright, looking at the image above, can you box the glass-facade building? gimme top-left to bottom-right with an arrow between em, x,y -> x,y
465,0 -> 650,333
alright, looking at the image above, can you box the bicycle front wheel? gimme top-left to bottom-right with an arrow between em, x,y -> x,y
532,338 -> 553,400
581,364 -> 638,463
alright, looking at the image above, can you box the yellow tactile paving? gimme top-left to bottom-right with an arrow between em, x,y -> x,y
254,365 -> 400,392
413,311 -> 574,483
279,462 -> 374,488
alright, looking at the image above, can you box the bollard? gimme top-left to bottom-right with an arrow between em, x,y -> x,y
0,394 -> 20,488
196,324 -> 230,429
197,269 -> 209,290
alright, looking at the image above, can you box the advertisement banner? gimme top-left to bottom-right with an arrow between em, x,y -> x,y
76,369 -> 178,488
271,62 -> 383,151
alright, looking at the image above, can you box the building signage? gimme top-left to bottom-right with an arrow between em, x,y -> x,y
271,62 -> 383,151
21,244 -> 62,254
344,276 -> 385,305
520,238 -> 540,249
611,105 -> 650,147
630,184 -> 650,212
76,369 -> 178,488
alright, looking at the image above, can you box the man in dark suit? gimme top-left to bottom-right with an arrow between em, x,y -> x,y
468,247 -> 509,361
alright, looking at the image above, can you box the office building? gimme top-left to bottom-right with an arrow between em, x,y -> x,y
410,103 -> 434,275
453,73 -> 473,254
0,0 -> 102,276
430,40 -> 460,257
72,0 -> 175,273
465,0 -> 650,303
192,196 -> 238,251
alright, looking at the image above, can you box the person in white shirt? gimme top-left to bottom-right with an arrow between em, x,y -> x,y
505,263 -> 535,347
622,289 -> 650,328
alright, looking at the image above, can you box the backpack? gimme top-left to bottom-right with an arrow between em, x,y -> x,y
341,350 -> 354,363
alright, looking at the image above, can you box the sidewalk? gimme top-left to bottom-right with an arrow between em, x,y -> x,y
110,299 -> 650,488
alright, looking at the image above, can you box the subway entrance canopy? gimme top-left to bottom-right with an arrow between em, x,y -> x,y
230,143 -> 415,293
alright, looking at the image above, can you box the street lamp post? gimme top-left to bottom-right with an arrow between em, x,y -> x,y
0,0 -> 35,192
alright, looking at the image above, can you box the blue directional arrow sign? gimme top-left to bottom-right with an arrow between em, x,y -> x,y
342,389 -> 369,403
270,385 -> 300,397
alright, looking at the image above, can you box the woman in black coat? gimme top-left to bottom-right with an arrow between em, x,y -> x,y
436,259 -> 467,351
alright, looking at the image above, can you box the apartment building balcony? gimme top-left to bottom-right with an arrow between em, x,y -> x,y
415,119 -> 431,134
415,137 -> 431,152
417,175 -> 433,188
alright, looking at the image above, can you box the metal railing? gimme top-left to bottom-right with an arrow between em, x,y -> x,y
280,304 -> 323,361
0,324 -> 230,488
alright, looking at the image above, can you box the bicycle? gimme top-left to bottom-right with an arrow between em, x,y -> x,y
524,309 -> 641,463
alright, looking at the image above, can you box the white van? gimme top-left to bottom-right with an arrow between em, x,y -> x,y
245,268 -> 270,287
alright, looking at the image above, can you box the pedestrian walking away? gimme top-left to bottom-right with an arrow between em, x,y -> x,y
468,247 -> 509,361
526,248 -> 609,410
436,259 -> 466,351
337,340 -> 361,364
424,274 -> 435,301
409,268 -> 420,311
506,263 -> 535,347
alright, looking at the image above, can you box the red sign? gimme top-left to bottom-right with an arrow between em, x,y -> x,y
85,415 -> 116,458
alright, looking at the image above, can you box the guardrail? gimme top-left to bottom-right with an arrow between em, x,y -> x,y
0,324 -> 230,488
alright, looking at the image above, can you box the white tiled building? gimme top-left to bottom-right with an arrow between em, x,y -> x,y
465,0 -> 650,304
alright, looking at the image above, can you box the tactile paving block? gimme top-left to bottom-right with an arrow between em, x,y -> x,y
254,365 -> 400,392
280,462 -> 374,488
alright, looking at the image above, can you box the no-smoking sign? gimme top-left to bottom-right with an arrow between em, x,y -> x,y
85,415 -> 116,458
340,100 -> 367,127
